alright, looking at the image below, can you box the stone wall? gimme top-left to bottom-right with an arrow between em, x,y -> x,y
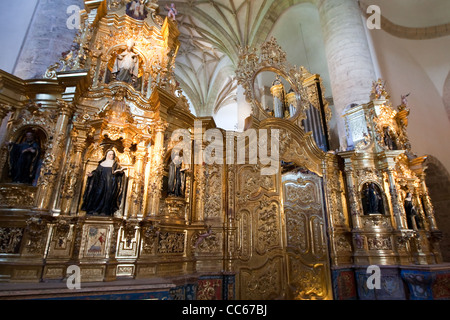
425,157 -> 450,262
14,0 -> 84,80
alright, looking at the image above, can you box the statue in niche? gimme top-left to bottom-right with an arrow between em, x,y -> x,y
362,182 -> 383,215
404,192 -> 422,230
125,0 -> 148,20
383,127 -> 397,150
81,149 -> 126,216
5,131 -> 41,185
168,154 -> 186,197
111,39 -> 140,87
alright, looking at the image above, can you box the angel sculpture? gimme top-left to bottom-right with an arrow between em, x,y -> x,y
194,225 -> 213,248
165,3 -> 178,21
401,93 -> 410,106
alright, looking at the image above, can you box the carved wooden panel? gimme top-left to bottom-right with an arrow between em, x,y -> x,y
204,164 -> 223,219
239,257 -> 285,300
282,170 -> 333,300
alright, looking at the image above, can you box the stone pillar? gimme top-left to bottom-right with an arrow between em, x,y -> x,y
317,0 -> 376,148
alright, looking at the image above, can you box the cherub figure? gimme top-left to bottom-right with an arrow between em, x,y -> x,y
165,3 -> 178,21
401,93 -> 410,106
194,225 -> 213,248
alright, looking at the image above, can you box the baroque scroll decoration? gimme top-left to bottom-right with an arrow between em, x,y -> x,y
204,164 -> 222,219
236,37 -> 331,126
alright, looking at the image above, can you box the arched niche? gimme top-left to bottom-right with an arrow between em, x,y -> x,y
360,181 -> 386,215
104,44 -> 147,91
1,125 -> 48,186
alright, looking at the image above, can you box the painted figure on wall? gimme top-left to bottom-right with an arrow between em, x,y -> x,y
111,39 -> 140,86
126,0 -> 148,20
81,149 -> 126,216
168,154 -> 185,197
6,131 -> 41,184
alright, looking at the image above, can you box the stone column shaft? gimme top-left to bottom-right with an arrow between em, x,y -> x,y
317,0 -> 376,148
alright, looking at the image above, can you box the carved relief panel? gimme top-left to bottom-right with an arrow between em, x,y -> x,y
282,170 -> 333,300
235,163 -> 283,299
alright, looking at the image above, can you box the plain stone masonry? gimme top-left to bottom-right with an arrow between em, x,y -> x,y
14,0 -> 84,80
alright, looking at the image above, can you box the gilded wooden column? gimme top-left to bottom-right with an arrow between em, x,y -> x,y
343,161 -> 362,230
0,104 -> 12,124
35,100 -> 75,210
418,172 -> 439,231
98,55 -> 109,85
60,122 -> 90,215
192,134 -> 205,223
128,142 -> 147,219
384,167 -> 407,230
147,120 -> 168,217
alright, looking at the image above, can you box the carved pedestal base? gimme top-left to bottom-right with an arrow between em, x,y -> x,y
161,197 -> 186,224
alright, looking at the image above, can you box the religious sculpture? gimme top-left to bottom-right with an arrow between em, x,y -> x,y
5,131 -> 41,185
383,127 -> 397,150
81,149 -> 126,216
404,192 -> 421,230
165,3 -> 178,21
401,93 -> 410,106
111,39 -> 140,87
126,0 -> 148,20
167,154 -> 185,197
362,182 -> 383,215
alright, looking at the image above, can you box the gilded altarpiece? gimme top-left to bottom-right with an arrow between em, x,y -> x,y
1,1 -> 446,301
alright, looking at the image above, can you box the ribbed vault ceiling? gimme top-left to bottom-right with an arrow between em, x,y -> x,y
156,0 -> 450,121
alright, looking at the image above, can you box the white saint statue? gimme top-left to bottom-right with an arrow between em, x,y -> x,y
112,39 -> 139,84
